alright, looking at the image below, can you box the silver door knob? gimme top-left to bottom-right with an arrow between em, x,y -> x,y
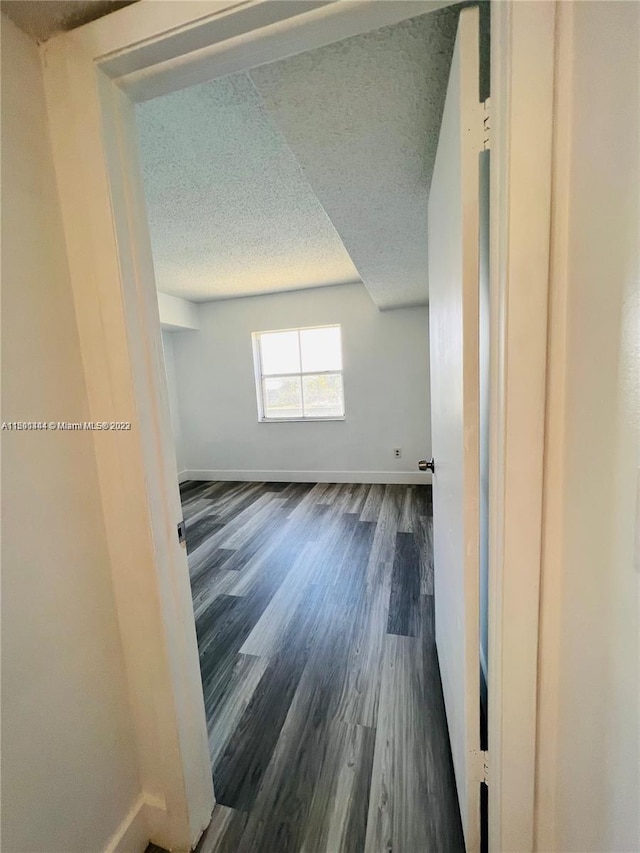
418,458 -> 435,473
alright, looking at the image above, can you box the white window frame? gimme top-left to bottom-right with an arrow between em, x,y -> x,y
252,324 -> 345,423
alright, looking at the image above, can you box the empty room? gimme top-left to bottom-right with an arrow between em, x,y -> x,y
137,4 -> 472,850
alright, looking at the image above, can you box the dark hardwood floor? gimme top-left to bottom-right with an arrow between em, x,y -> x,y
153,479 -> 464,853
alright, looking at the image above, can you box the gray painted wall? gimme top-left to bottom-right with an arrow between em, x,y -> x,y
167,283 -> 431,482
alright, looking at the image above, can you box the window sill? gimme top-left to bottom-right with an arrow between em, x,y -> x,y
258,416 -> 346,424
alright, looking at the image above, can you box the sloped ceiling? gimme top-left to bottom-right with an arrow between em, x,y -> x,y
0,0 -> 137,43
136,73 -> 360,302
136,6 -> 459,308
251,7 -> 458,308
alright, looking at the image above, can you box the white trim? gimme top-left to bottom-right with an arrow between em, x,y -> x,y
178,470 -> 191,484
104,1 -> 456,102
533,3 -> 572,847
488,2 -> 555,851
182,469 -> 432,485
104,795 -> 148,853
258,417 -> 346,424
103,795 -> 172,853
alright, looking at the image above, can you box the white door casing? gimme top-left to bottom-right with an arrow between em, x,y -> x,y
535,2 -> 640,849
488,4 -> 555,850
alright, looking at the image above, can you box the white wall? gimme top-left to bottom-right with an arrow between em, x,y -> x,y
1,16 -> 144,853
170,283 -> 431,482
162,330 -> 185,474
158,291 -> 199,331
536,2 -> 640,850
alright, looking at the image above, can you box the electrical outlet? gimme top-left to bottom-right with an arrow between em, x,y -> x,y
394,448 -> 402,458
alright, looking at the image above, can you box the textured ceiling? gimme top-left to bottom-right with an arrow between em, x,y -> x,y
136,6 -> 459,307
1,0 -> 137,43
136,73 -> 360,302
250,7 -> 458,308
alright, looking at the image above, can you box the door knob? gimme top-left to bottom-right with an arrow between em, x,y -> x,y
418,458 -> 435,473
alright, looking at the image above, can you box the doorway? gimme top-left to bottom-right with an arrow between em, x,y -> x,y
43,1 -> 554,850
143,7 -> 466,846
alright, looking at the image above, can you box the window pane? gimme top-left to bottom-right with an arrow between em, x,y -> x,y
300,326 -> 342,373
259,330 -> 300,375
263,376 -> 303,419
302,373 -> 344,418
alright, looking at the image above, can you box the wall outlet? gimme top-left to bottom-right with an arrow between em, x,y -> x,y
394,448 -> 402,458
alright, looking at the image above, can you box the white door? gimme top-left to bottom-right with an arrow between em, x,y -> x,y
427,7 -> 483,852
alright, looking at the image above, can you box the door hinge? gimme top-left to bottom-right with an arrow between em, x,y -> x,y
177,519 -> 186,545
471,748 -> 489,785
482,97 -> 491,150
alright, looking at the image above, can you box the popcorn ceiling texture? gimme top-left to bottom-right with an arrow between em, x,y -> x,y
0,0 -> 137,43
136,73 -> 360,302
136,7 -> 459,308
251,7 -> 459,309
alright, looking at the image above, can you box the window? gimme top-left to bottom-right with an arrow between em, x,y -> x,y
252,325 -> 345,421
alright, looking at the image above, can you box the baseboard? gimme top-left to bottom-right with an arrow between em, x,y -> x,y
103,793 -> 175,853
177,469 -> 190,484
181,469 -> 431,485
104,795 -> 149,853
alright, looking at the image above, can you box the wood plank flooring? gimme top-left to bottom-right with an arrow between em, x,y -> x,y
157,480 -> 463,853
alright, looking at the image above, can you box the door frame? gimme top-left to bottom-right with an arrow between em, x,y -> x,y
488,2 -> 556,851
40,1 -> 556,849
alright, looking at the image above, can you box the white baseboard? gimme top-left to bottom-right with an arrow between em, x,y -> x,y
104,795 -> 149,853
181,469 -> 431,485
103,794 -> 175,853
177,469 -> 190,484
